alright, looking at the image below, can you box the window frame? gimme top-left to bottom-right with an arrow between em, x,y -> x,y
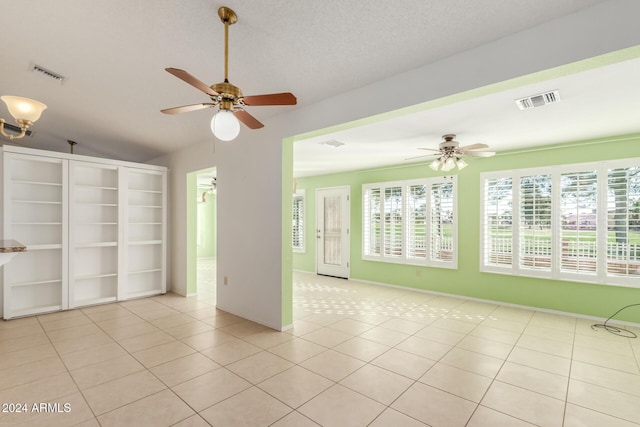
363,176 -> 457,269
480,157 -> 640,288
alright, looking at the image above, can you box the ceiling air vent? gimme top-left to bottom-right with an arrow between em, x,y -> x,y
32,64 -> 65,84
515,90 -> 560,110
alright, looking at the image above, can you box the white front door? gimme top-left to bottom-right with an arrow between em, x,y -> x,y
316,186 -> 350,278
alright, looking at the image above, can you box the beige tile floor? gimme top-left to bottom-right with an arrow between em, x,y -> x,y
1,269 -> 640,426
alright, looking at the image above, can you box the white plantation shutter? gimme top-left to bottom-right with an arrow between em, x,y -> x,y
363,177 -> 456,268
607,166 -> 640,277
519,175 -> 552,271
560,170 -> 598,274
292,191 -> 305,251
482,159 -> 640,287
430,182 -> 454,262
384,186 -> 403,257
406,184 -> 427,260
363,187 -> 381,256
483,177 -> 513,267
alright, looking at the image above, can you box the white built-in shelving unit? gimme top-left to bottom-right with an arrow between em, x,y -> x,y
122,168 -> 167,299
2,146 -> 167,319
2,153 -> 68,318
69,161 -> 120,308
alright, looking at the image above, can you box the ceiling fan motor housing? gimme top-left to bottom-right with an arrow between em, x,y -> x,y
439,142 -> 458,152
211,81 -> 243,109
439,134 -> 460,154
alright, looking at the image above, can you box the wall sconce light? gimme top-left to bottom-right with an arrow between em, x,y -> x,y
0,96 -> 47,140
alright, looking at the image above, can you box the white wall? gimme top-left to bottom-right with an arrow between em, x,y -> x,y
215,126 -> 287,328
149,142 -> 216,296
151,0 -> 640,330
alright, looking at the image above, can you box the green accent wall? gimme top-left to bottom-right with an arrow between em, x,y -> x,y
197,191 -> 217,258
293,134 -> 640,323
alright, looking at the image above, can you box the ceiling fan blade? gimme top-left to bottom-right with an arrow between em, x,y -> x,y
234,109 -> 264,129
417,147 -> 440,152
165,68 -> 219,97
465,151 -> 496,157
161,103 -> 215,115
242,92 -> 297,106
459,143 -> 489,151
405,154 -> 438,161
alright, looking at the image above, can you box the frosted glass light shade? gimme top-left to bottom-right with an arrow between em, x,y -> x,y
211,110 -> 240,141
429,159 -> 441,171
456,158 -> 468,170
441,157 -> 456,172
1,96 -> 47,123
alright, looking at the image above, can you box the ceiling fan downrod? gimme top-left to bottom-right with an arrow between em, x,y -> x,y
218,6 -> 237,83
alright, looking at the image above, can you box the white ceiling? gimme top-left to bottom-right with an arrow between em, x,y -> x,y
294,56 -> 640,177
1,0 -> 629,176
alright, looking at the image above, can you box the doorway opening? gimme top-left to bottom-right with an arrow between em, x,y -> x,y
196,168 -> 217,301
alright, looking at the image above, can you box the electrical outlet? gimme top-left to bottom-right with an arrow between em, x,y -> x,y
224,276 -> 228,285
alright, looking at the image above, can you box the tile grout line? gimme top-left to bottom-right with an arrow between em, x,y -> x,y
462,304 -> 536,426
36,311 -> 101,425
561,316 -> 578,427
76,299 -> 214,424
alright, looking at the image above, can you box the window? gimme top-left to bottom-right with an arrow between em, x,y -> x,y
431,182 -> 454,262
481,158 -> 640,287
292,190 -> 305,252
482,177 -> 513,267
384,186 -> 403,258
560,170 -> 598,274
363,187 -> 381,256
607,166 -> 640,276
363,177 -> 457,268
407,184 -> 427,260
520,174 -> 551,271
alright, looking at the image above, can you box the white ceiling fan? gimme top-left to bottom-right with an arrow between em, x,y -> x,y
408,134 -> 496,171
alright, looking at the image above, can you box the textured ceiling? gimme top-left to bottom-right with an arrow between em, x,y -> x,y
0,0 -> 606,164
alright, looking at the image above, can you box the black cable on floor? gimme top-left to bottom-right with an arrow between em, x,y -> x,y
591,303 -> 640,338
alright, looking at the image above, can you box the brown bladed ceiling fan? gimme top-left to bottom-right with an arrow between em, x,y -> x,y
161,6 -> 297,140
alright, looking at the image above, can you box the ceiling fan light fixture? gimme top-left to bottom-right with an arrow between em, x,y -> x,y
441,157 -> 456,172
211,109 -> 240,141
418,134 -> 495,173
429,159 -> 441,171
